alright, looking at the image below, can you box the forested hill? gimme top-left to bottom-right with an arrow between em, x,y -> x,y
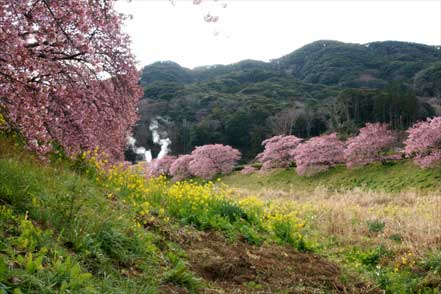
134,40 -> 441,160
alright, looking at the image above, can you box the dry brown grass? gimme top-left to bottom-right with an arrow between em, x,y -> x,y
232,187 -> 441,261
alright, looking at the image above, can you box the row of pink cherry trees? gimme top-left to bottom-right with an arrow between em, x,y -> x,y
255,124 -> 394,176
147,117 -> 441,180
255,117 -> 441,176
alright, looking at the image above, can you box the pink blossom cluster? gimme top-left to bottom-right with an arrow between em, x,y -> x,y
257,135 -> 302,170
0,0 -> 142,160
293,133 -> 345,176
148,156 -> 177,177
404,117 -> 441,168
188,144 -> 241,179
240,165 -> 257,174
381,154 -> 403,161
170,154 -> 194,181
145,144 -> 241,180
344,123 -> 395,168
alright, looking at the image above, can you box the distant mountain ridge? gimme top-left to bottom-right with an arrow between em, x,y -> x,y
132,40 -> 441,160
274,40 -> 440,88
140,40 -> 440,88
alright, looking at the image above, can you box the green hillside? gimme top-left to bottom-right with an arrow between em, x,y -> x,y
134,40 -> 441,160
275,40 -> 441,88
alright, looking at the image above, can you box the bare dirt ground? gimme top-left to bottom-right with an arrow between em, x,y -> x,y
177,231 -> 381,294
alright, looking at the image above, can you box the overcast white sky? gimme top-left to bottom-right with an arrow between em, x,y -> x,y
116,0 -> 441,69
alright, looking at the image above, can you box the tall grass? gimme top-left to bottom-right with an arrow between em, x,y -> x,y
227,184 -> 441,293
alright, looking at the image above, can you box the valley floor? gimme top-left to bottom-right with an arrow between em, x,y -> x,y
222,167 -> 441,293
0,136 -> 374,294
1,135 -> 441,293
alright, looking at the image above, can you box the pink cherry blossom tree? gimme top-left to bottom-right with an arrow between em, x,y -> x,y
257,135 -> 302,170
344,123 -> 395,168
293,133 -> 345,176
148,155 -> 177,178
404,116 -> 441,168
170,154 -> 194,181
189,144 -> 241,179
0,0 -> 142,160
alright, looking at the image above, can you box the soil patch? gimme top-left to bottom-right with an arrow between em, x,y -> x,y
179,231 -> 380,294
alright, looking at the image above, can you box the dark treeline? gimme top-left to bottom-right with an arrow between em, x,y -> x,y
133,40 -> 441,160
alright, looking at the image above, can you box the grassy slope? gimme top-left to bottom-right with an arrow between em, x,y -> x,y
223,161 -> 441,193
0,136 -> 373,294
0,138 -> 165,293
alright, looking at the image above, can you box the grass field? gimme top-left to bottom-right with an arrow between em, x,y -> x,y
222,165 -> 441,293
222,161 -> 441,194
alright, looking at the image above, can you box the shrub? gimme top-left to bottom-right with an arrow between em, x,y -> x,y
189,144 -> 241,179
170,155 -> 193,181
404,116 -> 441,168
215,201 -> 248,223
257,135 -> 302,170
344,123 -> 395,168
148,156 -> 177,177
293,133 -> 345,176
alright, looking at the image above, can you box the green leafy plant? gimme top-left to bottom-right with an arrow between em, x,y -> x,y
367,219 -> 386,234
240,225 -> 263,246
164,254 -> 202,293
215,200 -> 248,223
